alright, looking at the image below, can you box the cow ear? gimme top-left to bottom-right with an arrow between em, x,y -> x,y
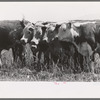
32,23 -> 35,26
20,19 -> 25,28
67,22 -> 71,29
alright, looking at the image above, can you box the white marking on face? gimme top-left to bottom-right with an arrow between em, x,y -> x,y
36,26 -> 42,35
43,30 -> 48,42
70,28 -> 79,37
21,35 -> 28,43
50,26 -> 55,31
61,24 -> 66,31
31,37 -> 39,45
43,36 -> 48,41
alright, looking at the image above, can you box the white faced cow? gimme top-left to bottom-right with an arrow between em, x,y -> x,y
21,22 -> 35,44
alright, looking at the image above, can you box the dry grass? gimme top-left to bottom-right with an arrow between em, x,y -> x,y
0,44 -> 100,81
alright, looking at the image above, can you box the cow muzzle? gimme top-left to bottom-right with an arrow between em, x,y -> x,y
20,39 -> 26,45
31,37 -> 39,45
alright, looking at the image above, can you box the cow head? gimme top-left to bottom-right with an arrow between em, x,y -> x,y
31,24 -> 47,48
57,22 -> 79,42
21,22 -> 35,44
43,23 -> 60,42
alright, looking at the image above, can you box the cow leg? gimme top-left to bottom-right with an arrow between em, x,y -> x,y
34,51 -> 42,71
12,43 -> 25,67
85,56 -> 91,72
18,44 -> 25,66
0,51 -> 2,67
44,49 -> 51,67
79,55 -> 84,72
74,52 -> 84,73
73,56 -> 79,73
12,47 -> 16,62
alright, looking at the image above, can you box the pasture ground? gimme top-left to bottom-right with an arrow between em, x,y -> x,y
0,44 -> 100,82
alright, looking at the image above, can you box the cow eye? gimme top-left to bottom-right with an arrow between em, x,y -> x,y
28,31 -> 31,34
29,28 -> 33,32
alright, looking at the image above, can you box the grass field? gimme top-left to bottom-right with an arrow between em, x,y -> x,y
0,43 -> 100,82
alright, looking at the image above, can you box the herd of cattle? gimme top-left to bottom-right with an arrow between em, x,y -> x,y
0,19 -> 100,74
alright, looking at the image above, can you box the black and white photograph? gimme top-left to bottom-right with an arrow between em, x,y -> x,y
1,1 -> 100,98
0,2 -> 100,82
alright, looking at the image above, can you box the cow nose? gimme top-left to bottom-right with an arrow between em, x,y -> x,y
30,41 -> 36,45
21,40 -> 25,44
43,37 -> 48,42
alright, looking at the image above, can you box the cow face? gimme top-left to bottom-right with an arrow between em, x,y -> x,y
43,23 -> 59,42
57,22 -> 79,42
31,25 -> 47,48
21,23 -> 35,44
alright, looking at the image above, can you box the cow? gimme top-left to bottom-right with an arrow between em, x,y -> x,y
0,19 -> 34,67
29,23 -> 48,68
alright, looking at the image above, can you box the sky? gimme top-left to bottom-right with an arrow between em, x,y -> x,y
0,2 -> 100,23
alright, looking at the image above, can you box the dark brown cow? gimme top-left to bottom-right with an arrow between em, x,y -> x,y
0,19 -> 34,66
